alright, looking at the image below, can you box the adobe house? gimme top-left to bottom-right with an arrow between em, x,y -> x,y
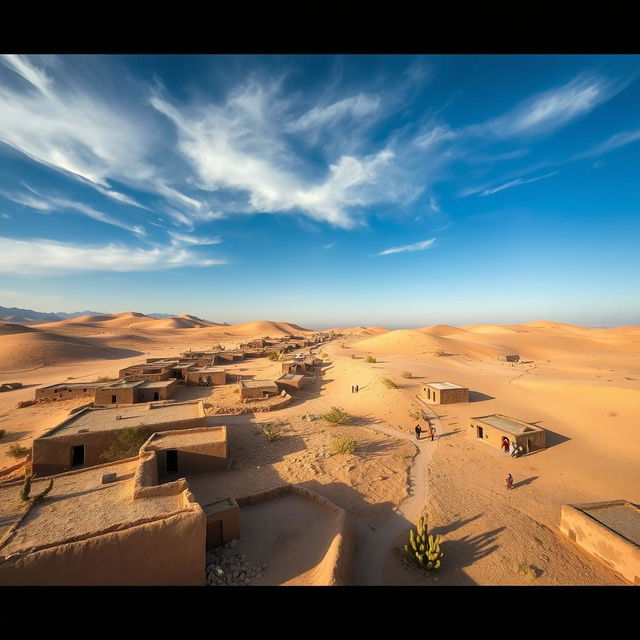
240,339 -> 267,349
275,374 -> 307,393
31,400 -> 207,476
215,350 -> 244,363
238,380 -> 279,401
94,379 -> 178,405
469,414 -> 546,454
144,359 -> 197,380
0,382 -> 22,392
281,360 -> 307,375
0,426 -> 237,586
35,382 -> 111,402
559,500 -> 640,585
118,363 -> 173,382
419,382 -> 469,405
185,367 -> 227,387
498,354 -> 520,362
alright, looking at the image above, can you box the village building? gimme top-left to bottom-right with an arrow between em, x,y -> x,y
0,425 -> 239,585
31,400 -> 207,476
238,380 -> 279,401
240,339 -> 267,349
498,354 -> 520,362
419,382 -> 469,404
469,414 -> 546,454
281,360 -> 308,375
185,367 -> 227,387
35,382 -> 111,402
144,359 -> 197,380
275,374 -> 307,393
0,382 -> 22,393
94,379 -> 178,405
559,500 -> 640,585
118,363 -> 173,382
214,350 -> 244,363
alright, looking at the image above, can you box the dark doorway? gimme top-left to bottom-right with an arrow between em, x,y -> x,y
166,449 -> 178,474
207,519 -> 223,549
111,395 -> 117,403
153,392 -> 159,401
71,445 -> 85,467
477,426 -> 484,439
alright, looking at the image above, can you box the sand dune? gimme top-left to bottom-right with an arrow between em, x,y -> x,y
334,326 -> 390,336
419,324 -> 469,337
0,330 -> 137,370
0,323 -> 39,336
222,321 -> 311,336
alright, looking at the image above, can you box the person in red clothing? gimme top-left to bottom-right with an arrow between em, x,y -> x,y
505,473 -> 513,490
429,426 -> 436,441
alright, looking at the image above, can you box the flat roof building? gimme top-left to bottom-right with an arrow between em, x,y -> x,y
118,363 -> 173,382
185,367 -> 227,387
275,373 -> 307,392
94,378 -> 178,405
238,380 -> 279,401
469,414 -> 546,454
31,400 -> 207,476
35,381 -> 111,402
498,354 -> 520,362
419,382 -> 469,405
560,500 -> 640,585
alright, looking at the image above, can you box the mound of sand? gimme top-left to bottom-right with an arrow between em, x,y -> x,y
419,324 -> 469,337
334,326 -> 389,336
0,323 -> 39,336
224,321 -> 311,336
0,330 -> 135,370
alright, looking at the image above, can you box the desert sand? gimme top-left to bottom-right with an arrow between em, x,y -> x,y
0,316 -> 638,585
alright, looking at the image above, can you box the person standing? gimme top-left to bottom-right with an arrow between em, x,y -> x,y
351,385 -> 354,394
505,473 -> 513,490
355,385 -> 359,393
430,426 -> 436,441
414,424 -> 421,440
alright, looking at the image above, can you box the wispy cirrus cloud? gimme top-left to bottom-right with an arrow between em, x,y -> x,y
323,242 -> 336,249
477,171 -> 559,197
377,237 -> 436,256
0,236 -> 225,275
168,231 -> 222,246
574,128 -> 640,159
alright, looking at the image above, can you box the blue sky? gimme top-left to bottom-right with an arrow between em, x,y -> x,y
0,54 -> 638,328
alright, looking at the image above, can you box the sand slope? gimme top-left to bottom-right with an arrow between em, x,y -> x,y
222,321 -> 311,336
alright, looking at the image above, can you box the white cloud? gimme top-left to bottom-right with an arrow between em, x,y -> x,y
168,231 -> 222,246
1,213 -> 9,219
0,236 -> 225,275
429,196 -> 441,213
480,171 -> 559,196
575,129 -> 640,159
414,125 -> 457,149
377,238 -> 436,256
467,75 -> 624,140
0,54 -> 54,97
323,242 -> 336,249
289,94 -> 380,132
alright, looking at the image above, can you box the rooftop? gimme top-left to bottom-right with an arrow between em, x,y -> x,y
40,401 -> 205,438
239,380 -> 278,389
103,380 -> 144,389
426,382 -> 468,391
189,367 -> 226,373
136,380 -> 177,389
278,374 -> 305,382
38,382 -> 110,390
0,459 -> 187,556
144,427 -> 227,451
472,414 -> 540,436
575,501 -> 640,547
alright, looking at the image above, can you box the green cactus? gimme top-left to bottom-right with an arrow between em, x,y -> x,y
20,474 -> 32,501
403,513 -> 444,572
30,478 -> 54,506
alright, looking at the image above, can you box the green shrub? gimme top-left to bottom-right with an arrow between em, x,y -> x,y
7,444 -> 30,458
517,562 -> 537,579
365,355 -> 377,363
409,410 -> 426,421
380,377 -> 398,389
19,474 -> 54,506
323,406 -> 352,425
332,435 -> 356,455
20,474 -> 32,501
100,425 -> 153,462
351,354 -> 356,359
0,429 -> 5,439
401,371 -> 413,378
260,424 -> 282,442
93,376 -> 117,383
403,514 -> 443,571
267,351 -> 280,361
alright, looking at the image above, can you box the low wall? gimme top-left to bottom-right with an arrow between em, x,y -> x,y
559,503 -> 640,585
236,483 -> 355,586
208,393 -> 293,415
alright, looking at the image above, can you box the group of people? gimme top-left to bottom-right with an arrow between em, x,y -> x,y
414,423 -> 436,441
351,385 -> 359,393
501,437 -> 524,458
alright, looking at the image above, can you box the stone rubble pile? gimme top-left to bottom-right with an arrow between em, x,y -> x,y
205,541 -> 268,586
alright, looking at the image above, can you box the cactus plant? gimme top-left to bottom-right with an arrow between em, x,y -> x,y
20,474 -> 32,501
29,479 -> 54,505
403,514 -> 444,571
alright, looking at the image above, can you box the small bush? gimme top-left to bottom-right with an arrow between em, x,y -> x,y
7,444 -> 30,458
432,349 -> 445,357
351,354 -> 357,359
401,371 -> 413,378
323,406 -> 352,425
267,351 -> 280,361
0,429 -> 5,440
332,435 -> 356,455
100,425 -> 153,462
260,424 -> 282,441
409,410 -> 427,421
93,376 -> 117,383
517,562 -> 537,579
381,377 -> 398,389
365,355 -> 377,363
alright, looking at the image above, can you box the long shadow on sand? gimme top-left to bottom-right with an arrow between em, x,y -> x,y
469,391 -> 495,402
512,476 -> 538,489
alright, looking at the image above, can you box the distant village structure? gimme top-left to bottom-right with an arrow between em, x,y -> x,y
35,382 -> 111,402
469,414 -> 546,454
275,373 -> 307,393
95,379 -> 178,405
185,367 -> 227,387
419,382 -> 469,405
498,354 -> 520,362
